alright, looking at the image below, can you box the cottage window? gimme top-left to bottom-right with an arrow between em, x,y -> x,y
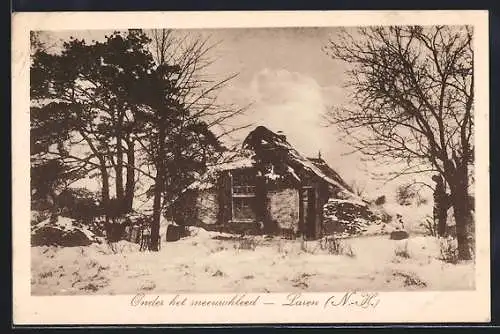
233,197 -> 256,221
231,169 -> 257,222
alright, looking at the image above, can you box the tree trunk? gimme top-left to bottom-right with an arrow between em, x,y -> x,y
124,139 -> 135,212
437,216 -> 447,237
150,127 -> 165,252
217,171 -> 232,225
115,111 -> 125,206
151,173 -> 162,251
449,167 -> 474,260
100,163 -> 111,222
432,175 -> 448,237
453,198 -> 474,260
436,196 -> 449,237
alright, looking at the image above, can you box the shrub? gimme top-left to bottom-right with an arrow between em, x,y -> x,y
300,238 -> 310,253
395,184 -> 417,206
291,273 -> 315,289
212,269 -> 225,277
320,236 -> 356,257
374,195 -> 386,206
39,270 -> 54,279
212,244 -> 228,253
280,227 -> 296,240
81,283 -> 100,292
141,280 -> 156,291
237,237 -> 257,251
392,270 -> 427,288
439,236 -> 459,264
394,241 -> 411,259
299,237 -> 320,254
341,242 -> 356,258
372,208 -> 392,225
320,236 -> 339,254
277,239 -> 286,254
420,215 -> 438,237
31,223 -> 94,247
395,183 -> 429,207
323,198 -> 378,237
31,210 -> 51,225
56,188 -> 101,223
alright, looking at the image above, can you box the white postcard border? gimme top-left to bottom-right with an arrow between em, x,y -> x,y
12,10 -> 490,324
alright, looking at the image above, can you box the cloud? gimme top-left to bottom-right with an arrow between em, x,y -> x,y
241,69 -> 330,155
216,68 -> 408,197
238,68 -> 383,191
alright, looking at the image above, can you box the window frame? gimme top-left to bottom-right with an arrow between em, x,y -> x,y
230,168 -> 257,223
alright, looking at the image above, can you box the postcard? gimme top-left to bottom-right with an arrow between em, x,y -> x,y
12,10 -> 490,324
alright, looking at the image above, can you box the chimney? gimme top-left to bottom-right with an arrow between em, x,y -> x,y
276,130 -> 286,142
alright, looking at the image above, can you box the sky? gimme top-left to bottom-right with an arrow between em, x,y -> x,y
36,28 -> 427,199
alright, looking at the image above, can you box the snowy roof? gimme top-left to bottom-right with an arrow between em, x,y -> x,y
210,157 -> 255,172
307,157 -> 354,193
242,126 -> 356,195
184,126 -> 360,201
186,150 -> 256,191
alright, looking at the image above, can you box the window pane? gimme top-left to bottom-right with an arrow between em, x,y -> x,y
232,169 -> 256,186
233,185 -> 256,194
233,197 -> 256,221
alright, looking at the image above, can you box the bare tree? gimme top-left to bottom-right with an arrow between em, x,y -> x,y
350,180 -> 367,197
324,26 -> 474,260
31,29 -> 249,250
136,29 -> 249,251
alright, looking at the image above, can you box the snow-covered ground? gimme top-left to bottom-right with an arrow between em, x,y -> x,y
31,228 -> 474,295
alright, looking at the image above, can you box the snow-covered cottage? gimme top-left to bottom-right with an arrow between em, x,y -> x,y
171,126 -> 361,239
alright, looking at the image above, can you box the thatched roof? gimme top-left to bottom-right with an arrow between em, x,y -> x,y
242,126 -> 354,194
307,157 -> 353,193
185,126 -> 356,198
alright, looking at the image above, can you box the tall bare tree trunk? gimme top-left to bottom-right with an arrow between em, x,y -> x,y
453,198 -> 473,260
115,111 -> 125,207
150,126 -> 165,251
124,138 -> 135,212
99,162 -> 110,222
433,175 -> 448,237
449,165 -> 473,260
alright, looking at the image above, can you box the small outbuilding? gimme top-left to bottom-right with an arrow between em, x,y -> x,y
171,126 -> 363,239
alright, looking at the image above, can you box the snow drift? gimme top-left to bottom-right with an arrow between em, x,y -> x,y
31,216 -> 98,247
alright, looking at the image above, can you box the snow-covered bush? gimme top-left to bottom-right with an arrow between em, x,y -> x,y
31,210 -> 52,225
31,216 -> 97,247
439,236 -> 459,264
322,198 -> 379,236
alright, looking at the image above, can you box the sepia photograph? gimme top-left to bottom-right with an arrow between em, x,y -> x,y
13,10 -> 490,324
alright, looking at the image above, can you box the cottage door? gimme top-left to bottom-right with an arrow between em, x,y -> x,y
299,187 -> 316,239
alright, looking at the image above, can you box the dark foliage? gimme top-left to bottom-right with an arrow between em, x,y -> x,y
56,188 -> 101,223
31,226 -> 93,247
323,199 -> 378,236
